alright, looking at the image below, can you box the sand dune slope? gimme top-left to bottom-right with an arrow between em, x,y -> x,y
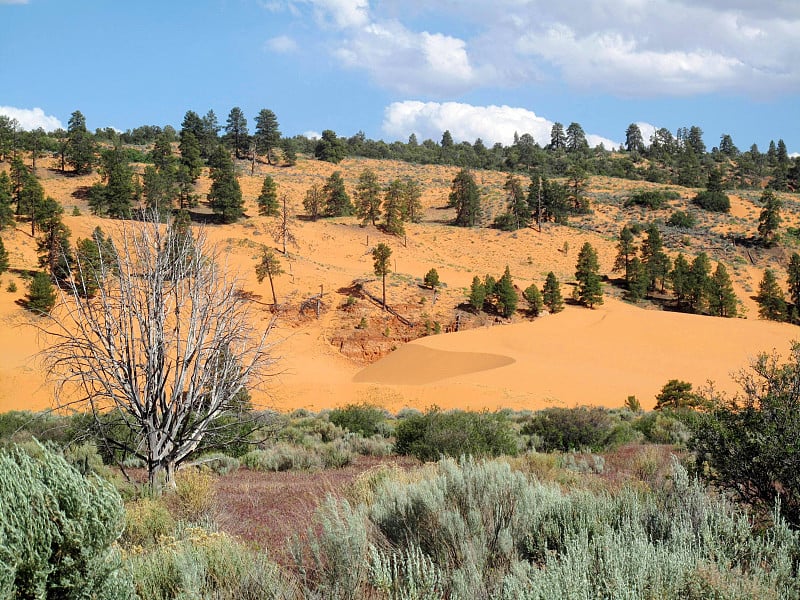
352,298 -> 799,411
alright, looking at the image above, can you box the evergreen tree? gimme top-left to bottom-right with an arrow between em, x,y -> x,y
448,169 -> 481,227
574,242 -> 603,308
565,122 -> 588,153
74,227 -> 116,298
200,110 -> 221,158
26,271 -> 56,314
0,171 -> 14,229
0,236 -> 9,274
523,283 -> 543,316
382,179 -> 405,236
255,247 -> 284,306
670,253 -> 691,305
626,257 -> 648,301
354,168 -> 382,226
469,275 -> 486,312
756,269 -> 787,321
257,175 -> 279,217
372,243 -> 392,309
707,262 -> 738,317
254,109 -> 281,165
496,174 -> 530,230
400,176 -> 423,223
323,171 -> 353,217
303,183 -> 324,221
144,133 -> 178,214
757,189 -> 782,247
549,122 -> 566,150
495,266 -> 518,318
36,200 -> 72,284
93,142 -> 137,218
641,223 -> 671,291
65,110 -> 95,174
693,167 -> 730,212
207,145 -> 244,223
18,171 -> 45,235
178,130 -> 203,183
625,123 -> 645,153
613,225 -> 637,284
542,272 -> 564,313
787,252 -> 800,315
224,106 -> 249,159
315,129 -> 347,164
281,137 -> 297,166
10,155 -> 28,211
423,268 -> 440,289
565,163 -> 589,212
687,252 -> 712,313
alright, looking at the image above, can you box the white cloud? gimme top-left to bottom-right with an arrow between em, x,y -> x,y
0,106 -> 63,131
289,0 -> 369,28
334,20 -> 480,95
265,35 -> 298,53
303,130 -> 321,139
382,101 -> 618,148
635,122 -> 658,145
790,152 -> 800,159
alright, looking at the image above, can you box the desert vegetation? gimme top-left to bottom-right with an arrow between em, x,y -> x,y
1,107 -> 800,597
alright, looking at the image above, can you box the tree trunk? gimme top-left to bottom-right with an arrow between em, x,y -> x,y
382,274 -> 386,310
268,272 -> 277,306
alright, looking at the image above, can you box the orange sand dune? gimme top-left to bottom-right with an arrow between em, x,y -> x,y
350,298 -> 799,411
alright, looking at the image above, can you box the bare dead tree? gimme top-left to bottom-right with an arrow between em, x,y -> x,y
42,213 -> 275,490
271,193 -> 297,255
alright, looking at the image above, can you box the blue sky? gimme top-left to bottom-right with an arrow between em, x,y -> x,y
1,0 -> 798,154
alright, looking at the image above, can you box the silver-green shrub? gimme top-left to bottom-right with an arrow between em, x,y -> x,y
0,444 -> 135,599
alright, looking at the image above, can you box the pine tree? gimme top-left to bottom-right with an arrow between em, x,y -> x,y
757,269 -> 787,321
18,171 -> 45,235
542,272 -> 564,313
787,252 -> 800,316
574,242 -> 603,308
178,130 -> 203,183
400,177 -> 423,223
707,262 -> 738,317
354,168 -> 382,226
255,248 -> 284,306
36,200 -> 72,284
75,227 -> 116,298
423,268 -> 440,289
549,123 -> 566,150
372,243 -> 391,309
523,283 -> 543,316
257,175 -> 279,217
303,183 -> 324,221
65,110 -> 95,174
757,189 -> 782,247
449,169 -> 481,227
26,271 -> 56,314
670,253 -> 691,305
0,236 -> 9,274
323,171 -> 352,217
0,171 -> 14,229
382,179 -> 405,237
143,134 -> 178,215
469,276 -> 486,312
626,257 -> 648,301
94,142 -> 137,218
254,109 -> 281,165
687,252 -> 712,313
499,174 -> 530,230
495,266 -> 518,318
613,225 -> 637,284
207,145 -> 244,223
641,223 -> 670,292
224,106 -> 249,159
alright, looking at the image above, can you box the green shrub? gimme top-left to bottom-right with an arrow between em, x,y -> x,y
624,189 -> 679,209
394,408 -> 517,461
693,190 -> 730,212
667,210 -> 697,228
241,444 -> 323,472
521,406 -> 618,452
127,525 -> 293,600
329,403 -> 389,437
122,497 -> 176,548
0,444 -> 135,599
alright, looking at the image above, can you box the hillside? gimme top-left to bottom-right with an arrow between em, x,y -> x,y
1,153 -> 798,413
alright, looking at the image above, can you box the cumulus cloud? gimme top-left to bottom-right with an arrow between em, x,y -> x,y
265,35 -> 298,53
382,101 -> 618,148
287,0 -> 369,28
0,106 -> 63,131
303,130 -> 321,139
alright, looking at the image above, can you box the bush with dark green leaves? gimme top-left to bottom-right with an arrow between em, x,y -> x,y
624,189 -> 679,209
667,210 -> 697,228
521,406 -> 625,452
0,444 -> 134,599
328,403 -> 389,437
692,190 -> 730,212
394,408 -> 517,461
